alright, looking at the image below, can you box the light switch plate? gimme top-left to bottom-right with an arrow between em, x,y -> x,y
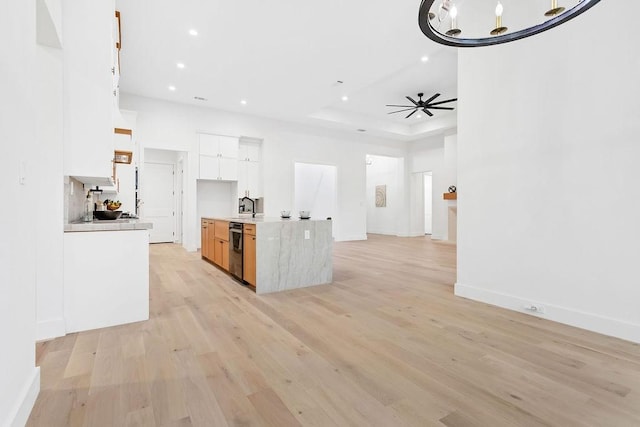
304,230 -> 310,239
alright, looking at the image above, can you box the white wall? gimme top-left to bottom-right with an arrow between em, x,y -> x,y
1,1 -> 42,425
409,135 -> 449,240
294,163 -> 337,226
365,155 -> 403,235
120,94 -> 409,249
456,4 -> 640,343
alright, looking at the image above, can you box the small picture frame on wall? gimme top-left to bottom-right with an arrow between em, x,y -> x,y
375,185 -> 387,207
114,150 -> 133,164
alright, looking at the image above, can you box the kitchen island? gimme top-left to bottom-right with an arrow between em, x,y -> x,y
64,219 -> 152,333
201,217 -> 333,294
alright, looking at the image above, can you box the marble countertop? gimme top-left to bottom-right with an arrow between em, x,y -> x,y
64,219 -> 153,233
203,216 -> 329,224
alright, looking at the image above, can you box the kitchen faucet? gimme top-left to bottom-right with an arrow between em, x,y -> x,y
240,196 -> 256,218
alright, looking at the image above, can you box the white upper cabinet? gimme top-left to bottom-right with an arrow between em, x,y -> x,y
63,0 -> 116,181
198,133 -> 239,181
237,140 -> 262,198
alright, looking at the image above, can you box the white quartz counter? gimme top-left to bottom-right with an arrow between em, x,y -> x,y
64,219 -> 153,232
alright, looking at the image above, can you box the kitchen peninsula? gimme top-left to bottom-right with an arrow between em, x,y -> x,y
201,217 -> 333,294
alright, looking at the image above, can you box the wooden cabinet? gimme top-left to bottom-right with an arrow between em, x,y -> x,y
201,219 -> 210,259
243,224 -> 256,287
214,238 -> 229,271
199,134 -> 239,181
211,220 -> 229,271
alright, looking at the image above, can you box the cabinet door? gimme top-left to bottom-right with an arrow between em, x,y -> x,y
199,155 -> 219,180
243,233 -> 256,287
218,157 -> 238,181
246,143 -> 261,162
213,237 -> 223,266
201,221 -> 208,259
221,240 -> 230,271
208,224 -> 217,261
246,161 -> 260,198
218,136 -> 239,159
199,134 -> 220,156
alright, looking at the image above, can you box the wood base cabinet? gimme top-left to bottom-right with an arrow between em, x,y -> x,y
213,238 -> 229,271
201,219 -> 211,259
243,224 -> 256,287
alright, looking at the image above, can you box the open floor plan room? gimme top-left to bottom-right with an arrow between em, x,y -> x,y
28,236 -> 640,426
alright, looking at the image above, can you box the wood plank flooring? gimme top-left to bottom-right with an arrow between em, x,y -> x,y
28,234 -> 640,426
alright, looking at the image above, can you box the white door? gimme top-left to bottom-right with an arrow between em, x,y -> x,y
144,162 -> 175,243
424,173 -> 433,235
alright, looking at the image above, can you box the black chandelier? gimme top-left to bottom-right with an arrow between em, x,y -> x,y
418,0 -> 602,47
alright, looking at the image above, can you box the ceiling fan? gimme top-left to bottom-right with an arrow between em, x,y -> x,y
386,92 -> 457,118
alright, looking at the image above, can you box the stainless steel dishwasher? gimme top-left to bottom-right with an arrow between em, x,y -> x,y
229,222 -> 243,281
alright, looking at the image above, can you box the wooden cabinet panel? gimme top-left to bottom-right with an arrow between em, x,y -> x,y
218,136 -> 239,159
213,237 -> 222,266
221,240 -> 229,271
201,220 -> 209,259
214,221 -> 229,241
243,232 -> 256,287
218,157 -> 238,181
208,223 -> 216,262
243,224 -> 256,236
199,155 -> 219,180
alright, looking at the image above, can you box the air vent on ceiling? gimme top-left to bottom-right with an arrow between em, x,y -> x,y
357,129 -> 366,132
194,96 -> 208,101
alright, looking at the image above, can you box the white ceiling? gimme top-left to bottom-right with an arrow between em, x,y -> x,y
115,0 -> 458,140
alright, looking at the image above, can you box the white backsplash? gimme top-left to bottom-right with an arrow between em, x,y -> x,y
64,177 -> 89,223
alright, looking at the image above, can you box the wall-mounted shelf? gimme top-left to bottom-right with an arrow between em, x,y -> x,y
443,192 -> 457,200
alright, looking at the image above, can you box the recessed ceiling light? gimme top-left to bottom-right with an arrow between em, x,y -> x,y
421,56 -> 429,63
417,114 -> 423,118
168,85 -> 176,91
177,62 -> 185,69
341,95 -> 349,102
189,29 -> 198,36
240,99 -> 247,105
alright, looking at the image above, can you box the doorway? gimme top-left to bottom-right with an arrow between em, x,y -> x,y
424,172 -> 433,235
294,162 -> 337,237
144,162 -> 175,243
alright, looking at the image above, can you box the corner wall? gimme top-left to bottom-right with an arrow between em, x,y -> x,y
456,3 -> 640,342
1,1 -> 42,425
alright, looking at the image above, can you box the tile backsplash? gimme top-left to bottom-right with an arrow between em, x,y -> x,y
64,177 -> 88,223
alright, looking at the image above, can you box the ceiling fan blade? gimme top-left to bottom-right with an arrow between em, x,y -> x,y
385,104 -> 415,108
388,108 -> 417,114
406,96 -> 418,106
428,106 -> 455,110
405,109 -> 418,119
428,98 -> 457,106
424,93 -> 441,104
422,108 -> 434,117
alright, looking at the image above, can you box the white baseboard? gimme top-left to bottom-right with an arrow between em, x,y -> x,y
335,234 -> 367,242
6,367 -> 40,427
455,283 -> 640,344
36,317 -> 66,341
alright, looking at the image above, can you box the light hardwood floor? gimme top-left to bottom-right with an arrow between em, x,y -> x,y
28,234 -> 640,426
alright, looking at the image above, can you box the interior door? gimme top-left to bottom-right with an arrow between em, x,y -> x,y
144,162 -> 175,243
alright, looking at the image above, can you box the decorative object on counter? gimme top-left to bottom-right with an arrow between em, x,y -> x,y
94,210 -> 123,220
104,199 -> 122,211
83,192 -> 94,222
299,211 -> 311,220
418,0 -> 601,48
280,210 -> 291,219
448,185 -> 457,193
375,185 -> 387,207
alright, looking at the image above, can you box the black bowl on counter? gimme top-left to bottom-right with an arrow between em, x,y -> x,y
94,210 -> 122,220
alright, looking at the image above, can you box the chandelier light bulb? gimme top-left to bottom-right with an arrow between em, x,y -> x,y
491,2 -> 507,36
450,5 -> 458,19
445,5 -> 462,36
495,2 -> 503,17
